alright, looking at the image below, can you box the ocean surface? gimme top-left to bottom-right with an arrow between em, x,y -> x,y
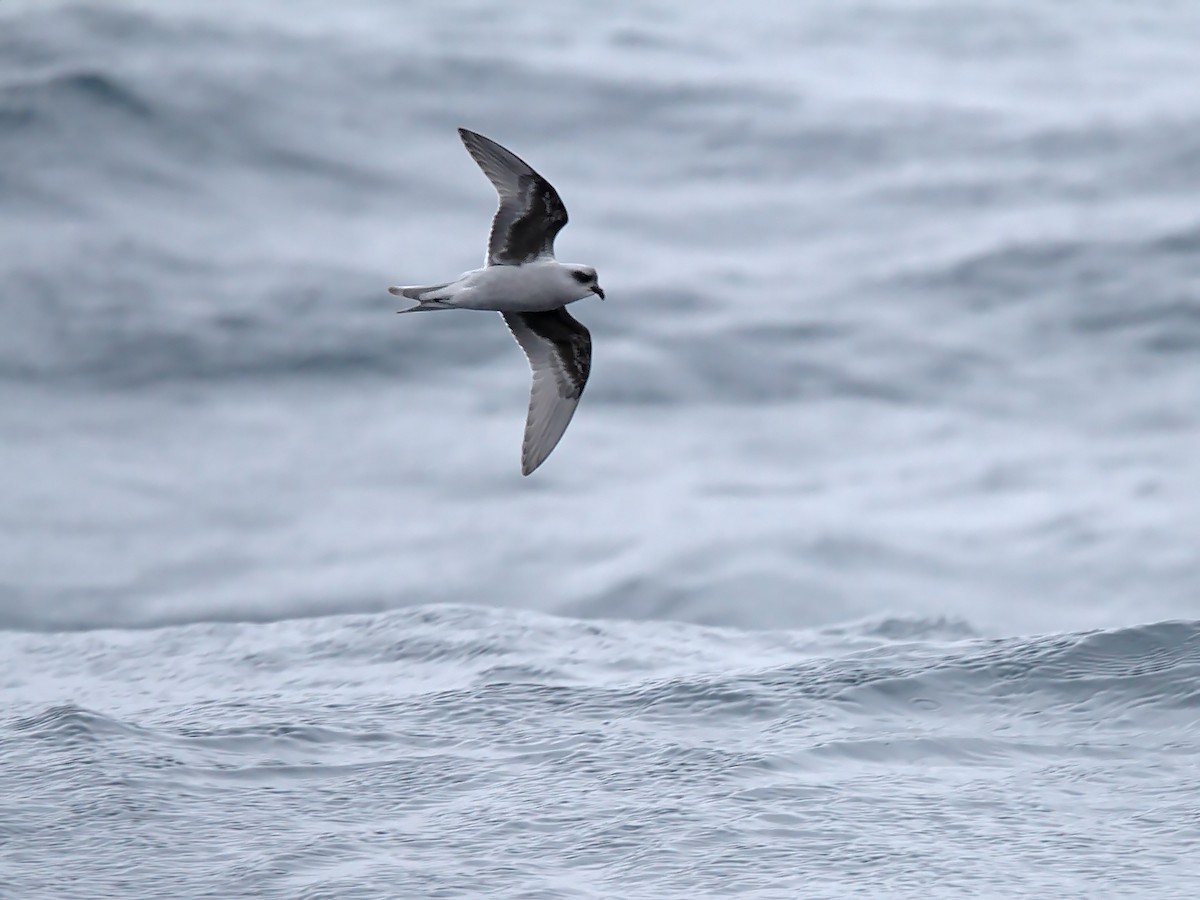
2,0 -> 1199,896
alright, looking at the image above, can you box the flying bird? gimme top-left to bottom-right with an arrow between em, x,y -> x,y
390,128 -> 605,476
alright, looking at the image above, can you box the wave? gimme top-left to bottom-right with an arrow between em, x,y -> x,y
5,613 -> 1197,790
0,69 -> 156,126
8,603 -> 1198,708
896,222 -> 1200,355
8,703 -> 144,744
5,607 -> 1197,898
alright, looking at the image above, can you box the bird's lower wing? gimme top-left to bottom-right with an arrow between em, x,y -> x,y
500,309 -> 592,475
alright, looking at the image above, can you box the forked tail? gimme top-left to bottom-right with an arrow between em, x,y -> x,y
389,282 -> 455,313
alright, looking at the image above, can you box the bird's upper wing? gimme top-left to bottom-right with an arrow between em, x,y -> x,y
459,128 -> 569,267
501,308 -> 592,475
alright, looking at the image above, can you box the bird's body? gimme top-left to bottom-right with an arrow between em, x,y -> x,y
390,128 -> 605,476
396,259 -> 598,314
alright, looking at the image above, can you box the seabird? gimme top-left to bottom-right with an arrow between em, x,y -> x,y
390,128 -> 605,476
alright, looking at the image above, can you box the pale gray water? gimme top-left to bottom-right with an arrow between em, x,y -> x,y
2,1 -> 1199,896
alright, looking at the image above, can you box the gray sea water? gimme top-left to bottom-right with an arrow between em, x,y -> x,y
3,0 -> 1200,896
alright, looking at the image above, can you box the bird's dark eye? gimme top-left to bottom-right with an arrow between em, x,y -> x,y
572,271 -> 592,284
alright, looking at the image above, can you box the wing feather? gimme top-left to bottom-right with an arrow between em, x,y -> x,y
501,309 -> 592,475
459,128 -> 569,266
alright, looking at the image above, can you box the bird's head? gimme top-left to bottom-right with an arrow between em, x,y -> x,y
568,266 -> 605,301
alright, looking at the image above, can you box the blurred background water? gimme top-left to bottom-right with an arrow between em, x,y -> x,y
2,1 -> 1199,896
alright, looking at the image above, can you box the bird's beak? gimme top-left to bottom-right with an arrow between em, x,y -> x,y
592,285 -> 606,300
